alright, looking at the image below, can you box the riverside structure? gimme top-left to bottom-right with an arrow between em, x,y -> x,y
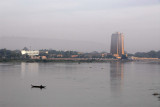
110,32 -> 124,58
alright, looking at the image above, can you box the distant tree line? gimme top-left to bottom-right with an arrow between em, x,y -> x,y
0,49 -> 21,60
134,50 -> 160,58
39,49 -> 80,58
0,48 -> 160,61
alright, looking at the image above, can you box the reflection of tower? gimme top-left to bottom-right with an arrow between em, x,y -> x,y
110,32 -> 124,57
110,62 -> 124,93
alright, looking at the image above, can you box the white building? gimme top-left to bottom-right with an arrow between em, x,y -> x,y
21,50 -> 39,56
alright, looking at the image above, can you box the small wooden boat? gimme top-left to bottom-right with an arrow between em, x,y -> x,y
152,93 -> 159,96
31,84 -> 46,89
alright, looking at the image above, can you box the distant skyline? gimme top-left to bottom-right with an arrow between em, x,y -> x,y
0,0 -> 160,53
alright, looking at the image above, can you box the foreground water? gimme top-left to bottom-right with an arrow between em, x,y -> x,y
0,62 -> 160,107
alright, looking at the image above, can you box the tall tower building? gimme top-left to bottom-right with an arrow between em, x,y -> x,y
110,32 -> 124,57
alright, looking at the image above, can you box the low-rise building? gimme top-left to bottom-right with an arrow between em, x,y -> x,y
21,50 -> 39,56
57,54 -> 63,58
71,55 -> 79,58
41,56 -> 47,59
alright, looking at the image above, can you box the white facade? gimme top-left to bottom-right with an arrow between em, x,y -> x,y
21,50 -> 39,56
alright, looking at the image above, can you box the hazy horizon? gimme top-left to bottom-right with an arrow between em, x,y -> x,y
0,0 -> 160,53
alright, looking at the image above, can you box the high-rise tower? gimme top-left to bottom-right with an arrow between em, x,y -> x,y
110,32 -> 124,57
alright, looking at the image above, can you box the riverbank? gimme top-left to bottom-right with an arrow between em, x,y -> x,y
0,58 -> 130,63
1,58 -> 160,63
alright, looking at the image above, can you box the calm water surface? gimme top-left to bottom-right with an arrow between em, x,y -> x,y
0,62 -> 160,107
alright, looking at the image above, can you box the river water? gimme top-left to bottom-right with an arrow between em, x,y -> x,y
0,62 -> 160,107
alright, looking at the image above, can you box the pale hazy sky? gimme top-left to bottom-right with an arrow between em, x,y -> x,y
0,0 -> 160,53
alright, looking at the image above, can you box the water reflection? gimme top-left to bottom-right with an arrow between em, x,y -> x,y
21,62 -> 39,78
110,62 -> 124,94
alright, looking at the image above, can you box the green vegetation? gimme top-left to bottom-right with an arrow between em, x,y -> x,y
0,49 -> 21,60
134,50 -> 160,58
121,54 -> 128,59
39,49 -> 79,58
0,48 -> 160,62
